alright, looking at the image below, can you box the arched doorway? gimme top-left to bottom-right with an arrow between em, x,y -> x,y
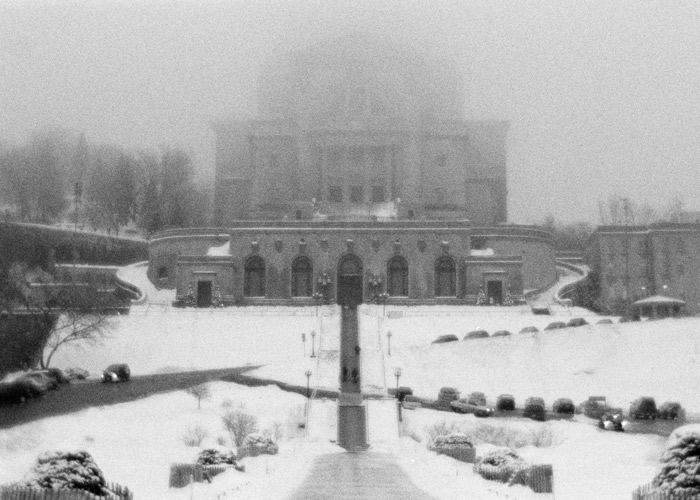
337,255 -> 363,307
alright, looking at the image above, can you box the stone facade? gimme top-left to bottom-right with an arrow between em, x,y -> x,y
148,223 -> 556,306
586,224 -> 700,314
213,36 -> 508,226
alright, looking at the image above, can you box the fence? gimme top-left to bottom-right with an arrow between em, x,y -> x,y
168,464 -> 237,488
633,483 -> 700,500
473,463 -> 553,494
432,447 -> 476,463
0,483 -> 133,500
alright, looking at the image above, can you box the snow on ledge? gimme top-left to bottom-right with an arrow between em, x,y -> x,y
206,240 -> 231,256
469,248 -> 494,256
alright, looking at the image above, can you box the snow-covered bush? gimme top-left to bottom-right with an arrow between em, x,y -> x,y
652,431 -> 700,495
430,433 -> 473,451
241,433 -> 278,457
196,448 -> 237,466
23,450 -> 107,496
181,423 -> 210,447
473,448 -> 527,482
222,408 -> 258,447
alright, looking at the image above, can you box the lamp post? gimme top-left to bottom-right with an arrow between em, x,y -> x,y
622,197 -> 631,314
305,370 -> 312,399
393,367 -> 402,397
387,330 -> 392,356
301,332 -> 306,357
310,330 -> 316,358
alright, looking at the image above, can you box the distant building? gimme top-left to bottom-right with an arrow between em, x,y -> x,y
148,36 -> 558,306
586,224 -> 700,315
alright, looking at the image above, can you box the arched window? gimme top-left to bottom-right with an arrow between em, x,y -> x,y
291,256 -> 313,297
244,256 -> 265,297
387,256 -> 408,297
435,256 -> 456,297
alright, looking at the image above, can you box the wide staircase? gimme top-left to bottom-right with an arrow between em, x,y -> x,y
337,306 -> 368,451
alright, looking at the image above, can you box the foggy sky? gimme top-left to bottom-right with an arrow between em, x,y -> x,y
1,0 -> 698,224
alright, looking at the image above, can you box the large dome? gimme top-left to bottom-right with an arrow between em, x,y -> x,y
257,35 -> 464,128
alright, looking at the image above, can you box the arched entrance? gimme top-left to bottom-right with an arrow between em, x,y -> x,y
337,255 -> 363,307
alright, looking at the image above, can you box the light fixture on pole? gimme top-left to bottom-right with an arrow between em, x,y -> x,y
301,332 -> 306,357
305,370 -> 312,399
393,367 -> 402,397
310,330 -> 316,358
387,331 -> 392,356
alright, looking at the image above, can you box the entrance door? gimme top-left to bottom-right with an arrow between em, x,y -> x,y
486,280 -> 503,305
337,255 -> 363,307
197,281 -> 212,308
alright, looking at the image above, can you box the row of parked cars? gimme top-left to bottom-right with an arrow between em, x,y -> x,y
432,318 -> 605,343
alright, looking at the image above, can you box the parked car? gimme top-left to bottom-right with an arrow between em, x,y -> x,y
553,397 -> 575,415
519,326 -> 539,334
630,397 -> 657,420
658,401 -> 684,420
523,397 -> 546,421
433,334 -> 459,344
402,395 -> 422,410
544,321 -> 567,330
496,394 -> 516,411
596,318 -> 614,325
450,398 -> 494,417
578,396 -> 609,419
467,391 -> 487,406
22,371 -> 59,391
491,330 -> 512,337
0,376 -> 47,403
598,411 -> 628,432
102,363 -> 131,383
463,330 -> 489,340
566,317 -> 588,327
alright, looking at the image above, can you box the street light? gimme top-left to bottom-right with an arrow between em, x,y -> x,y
305,370 -> 312,399
387,331 -> 392,356
301,332 -> 306,357
393,367 -> 402,397
310,330 -> 316,358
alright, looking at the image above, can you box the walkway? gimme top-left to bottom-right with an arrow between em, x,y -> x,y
286,453 -> 438,500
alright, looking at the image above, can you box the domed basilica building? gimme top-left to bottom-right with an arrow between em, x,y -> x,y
148,37 -> 557,307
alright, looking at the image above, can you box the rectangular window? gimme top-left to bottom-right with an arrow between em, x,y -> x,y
350,186 -> 364,203
371,185 -> 385,203
329,186 -> 343,203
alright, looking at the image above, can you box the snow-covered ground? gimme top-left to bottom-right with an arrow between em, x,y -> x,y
6,264 -> 700,499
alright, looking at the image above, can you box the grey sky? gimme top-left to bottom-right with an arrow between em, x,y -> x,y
1,0 -> 698,223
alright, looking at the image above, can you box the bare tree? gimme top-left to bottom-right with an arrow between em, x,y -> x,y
7,263 -> 114,369
222,406 -> 259,447
185,383 -> 211,409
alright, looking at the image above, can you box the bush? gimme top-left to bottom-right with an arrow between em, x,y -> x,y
430,432 -> 473,451
222,408 -> 258,447
181,423 -> 210,447
463,330 -> 489,340
630,397 -> 657,420
658,401 -> 685,421
242,433 -> 278,456
65,367 -> 89,380
23,450 -> 107,496
467,392 -> 487,406
553,398 -> 575,414
196,448 -> 237,466
473,448 -> 526,482
496,394 -> 516,411
653,431 -> 700,495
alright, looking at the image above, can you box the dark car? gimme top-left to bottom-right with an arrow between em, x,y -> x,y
102,363 -> 131,383
658,401 -> 684,420
544,321 -> 567,331
566,317 -> 588,327
630,397 -> 657,420
552,397 -> 575,415
523,397 -> 546,421
598,411 -> 627,432
433,334 -> 459,344
519,326 -> 539,334
578,396 -> 608,419
450,398 -> 494,417
491,330 -> 512,337
463,330 -> 489,340
496,394 -> 516,411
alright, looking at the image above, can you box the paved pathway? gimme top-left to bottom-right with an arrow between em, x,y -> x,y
286,452 -> 438,500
